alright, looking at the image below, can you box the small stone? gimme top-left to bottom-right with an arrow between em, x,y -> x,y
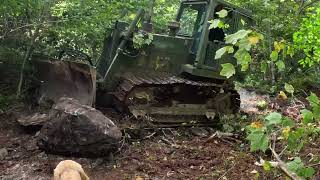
0,148 -> 8,160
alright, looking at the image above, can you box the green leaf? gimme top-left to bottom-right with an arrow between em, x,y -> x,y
265,112 -> 282,126
287,45 -> 295,58
301,109 -> 314,124
216,9 -> 228,18
276,60 -> 285,71
284,83 -> 295,94
287,157 -> 304,172
209,19 -> 221,29
220,63 -> 235,78
307,93 -> 320,120
281,117 -> 295,128
261,61 -> 268,73
234,49 -> 252,71
238,38 -> 252,51
225,30 -> 251,45
298,167 -> 315,178
287,128 -> 306,152
215,47 -> 227,59
226,46 -> 234,53
214,46 -> 234,60
270,51 -> 279,61
307,93 -> 320,109
287,157 -> 315,178
247,130 -> 269,152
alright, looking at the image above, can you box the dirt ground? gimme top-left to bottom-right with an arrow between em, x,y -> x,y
0,89 -> 318,180
0,112 -> 270,180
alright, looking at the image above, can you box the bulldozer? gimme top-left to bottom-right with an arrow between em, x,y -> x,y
33,0 -> 252,128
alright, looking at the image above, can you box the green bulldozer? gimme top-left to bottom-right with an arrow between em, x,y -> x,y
33,0 -> 252,128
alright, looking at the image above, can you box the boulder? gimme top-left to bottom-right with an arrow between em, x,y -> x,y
37,97 -> 122,157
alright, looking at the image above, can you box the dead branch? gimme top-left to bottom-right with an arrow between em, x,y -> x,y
269,146 -> 303,180
297,0 -> 320,15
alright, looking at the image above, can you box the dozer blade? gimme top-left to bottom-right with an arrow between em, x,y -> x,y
32,57 -> 96,106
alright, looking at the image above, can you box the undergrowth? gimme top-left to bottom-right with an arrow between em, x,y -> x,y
0,94 -> 17,111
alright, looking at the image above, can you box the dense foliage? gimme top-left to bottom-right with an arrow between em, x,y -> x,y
294,6 -> 320,67
0,0 -> 180,61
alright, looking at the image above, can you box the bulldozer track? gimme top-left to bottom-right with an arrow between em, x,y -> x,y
113,74 -> 241,127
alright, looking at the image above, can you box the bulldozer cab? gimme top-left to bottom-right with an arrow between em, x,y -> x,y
96,0 -> 252,82
176,0 -> 252,79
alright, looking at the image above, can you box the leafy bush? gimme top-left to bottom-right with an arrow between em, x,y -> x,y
294,7 -> 320,67
246,93 -> 320,179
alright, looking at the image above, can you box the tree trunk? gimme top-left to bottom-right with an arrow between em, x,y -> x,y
91,42 -> 98,63
267,24 -> 275,85
16,27 -> 39,97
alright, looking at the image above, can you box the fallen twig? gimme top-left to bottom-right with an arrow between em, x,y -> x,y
144,132 -> 156,139
217,163 -> 236,180
160,137 -> 180,148
278,145 -> 288,157
116,131 -> 127,154
308,162 -> 320,167
205,131 -> 239,143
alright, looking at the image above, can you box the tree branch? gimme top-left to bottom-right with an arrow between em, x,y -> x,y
298,0 -> 320,15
